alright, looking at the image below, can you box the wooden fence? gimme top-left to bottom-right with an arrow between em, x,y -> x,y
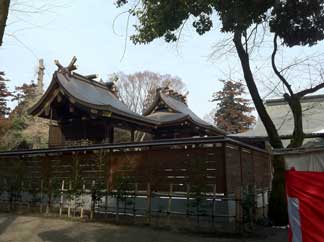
0,137 -> 271,232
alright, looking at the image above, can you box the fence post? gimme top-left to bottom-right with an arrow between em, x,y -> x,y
104,185 -> 108,219
80,183 -> 85,219
5,178 -> 10,212
212,184 -> 216,226
46,179 -> 52,215
90,180 -> 95,220
59,180 -> 64,216
262,190 -> 265,218
185,184 -> 191,227
167,183 -> 173,225
133,183 -> 138,223
146,183 -> 151,224
235,188 -> 243,232
252,185 -> 256,226
40,180 -> 43,213
20,180 -> 24,211
68,180 -> 72,217
115,188 -> 119,223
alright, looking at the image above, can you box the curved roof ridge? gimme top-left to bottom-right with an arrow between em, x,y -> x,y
143,89 -> 226,134
55,72 -> 158,124
29,71 -> 158,125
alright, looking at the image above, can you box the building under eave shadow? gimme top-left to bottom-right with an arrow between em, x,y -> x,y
232,95 -> 324,147
29,62 -> 225,147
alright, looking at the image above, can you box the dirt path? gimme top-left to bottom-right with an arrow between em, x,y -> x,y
0,214 -> 287,242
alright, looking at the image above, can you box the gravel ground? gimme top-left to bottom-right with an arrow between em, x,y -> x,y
0,213 -> 287,242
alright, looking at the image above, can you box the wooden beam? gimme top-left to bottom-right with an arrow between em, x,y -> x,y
67,56 -> 77,71
44,105 -> 50,116
90,109 -> 98,114
54,60 -> 64,70
84,74 -> 98,80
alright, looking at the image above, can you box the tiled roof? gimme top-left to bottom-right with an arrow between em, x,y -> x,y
144,90 -> 226,134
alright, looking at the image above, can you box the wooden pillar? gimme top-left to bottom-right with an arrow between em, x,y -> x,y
109,126 -> 114,143
105,121 -> 114,144
215,143 -> 227,194
82,119 -> 87,140
131,129 -> 135,142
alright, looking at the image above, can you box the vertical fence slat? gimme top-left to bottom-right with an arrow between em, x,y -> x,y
80,183 -> 85,219
40,179 -> 43,213
186,184 -> 190,218
68,180 -> 72,217
90,180 -> 95,220
133,183 -> 138,222
235,188 -> 242,232
59,180 -> 64,216
167,183 -> 173,225
46,179 -> 52,215
146,183 -> 151,224
212,184 -> 216,225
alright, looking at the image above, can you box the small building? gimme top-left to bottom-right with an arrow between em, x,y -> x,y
144,87 -> 225,139
234,95 -> 324,147
29,59 -> 224,147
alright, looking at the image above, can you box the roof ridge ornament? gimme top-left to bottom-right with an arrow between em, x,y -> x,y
160,86 -> 188,105
84,74 -> 98,80
54,56 -> 78,75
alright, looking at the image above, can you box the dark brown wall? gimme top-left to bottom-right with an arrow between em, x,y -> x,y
0,141 -> 271,195
48,124 -> 65,147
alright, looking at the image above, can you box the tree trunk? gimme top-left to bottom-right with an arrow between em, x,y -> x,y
268,155 -> 288,225
0,0 -> 10,46
284,94 -> 304,148
233,31 -> 283,149
233,30 -> 287,225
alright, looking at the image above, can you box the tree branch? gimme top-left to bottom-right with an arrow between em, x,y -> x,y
271,34 -> 294,96
296,82 -> 324,97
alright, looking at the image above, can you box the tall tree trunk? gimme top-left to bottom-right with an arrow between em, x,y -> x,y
0,0 -> 10,46
233,30 -> 287,225
233,31 -> 283,149
285,94 -> 304,148
271,34 -> 305,148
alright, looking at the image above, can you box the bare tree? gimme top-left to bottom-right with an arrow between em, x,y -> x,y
111,71 -> 186,114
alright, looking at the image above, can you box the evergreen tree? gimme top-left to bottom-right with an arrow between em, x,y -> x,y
11,81 -> 38,116
0,71 -> 12,117
212,80 -> 255,134
1,80 -> 48,150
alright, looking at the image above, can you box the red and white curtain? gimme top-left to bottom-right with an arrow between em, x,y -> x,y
285,151 -> 324,242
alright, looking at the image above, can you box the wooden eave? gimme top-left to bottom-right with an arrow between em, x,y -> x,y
29,72 -> 158,128
155,115 -> 225,135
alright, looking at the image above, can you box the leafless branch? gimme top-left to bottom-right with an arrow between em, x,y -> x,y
175,18 -> 188,50
271,34 -> 294,96
118,0 -> 140,62
112,10 -> 129,37
296,81 -> 324,97
208,36 -> 236,61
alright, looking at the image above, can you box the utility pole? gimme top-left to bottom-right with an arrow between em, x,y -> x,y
37,59 -> 45,96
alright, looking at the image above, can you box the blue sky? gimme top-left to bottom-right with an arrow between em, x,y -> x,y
1,0 -> 324,119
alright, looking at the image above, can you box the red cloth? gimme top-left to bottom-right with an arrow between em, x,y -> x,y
286,170 -> 324,242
